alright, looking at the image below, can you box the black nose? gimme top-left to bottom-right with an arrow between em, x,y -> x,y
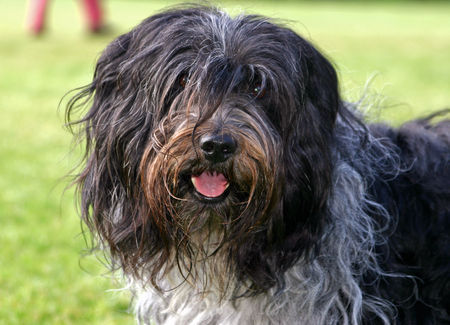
200,134 -> 237,163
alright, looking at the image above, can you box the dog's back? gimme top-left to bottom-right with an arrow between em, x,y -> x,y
366,114 -> 450,323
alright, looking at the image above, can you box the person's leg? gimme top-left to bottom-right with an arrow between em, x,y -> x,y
28,0 -> 49,35
81,0 -> 103,32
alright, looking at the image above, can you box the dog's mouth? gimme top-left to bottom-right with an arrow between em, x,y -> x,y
191,171 -> 230,200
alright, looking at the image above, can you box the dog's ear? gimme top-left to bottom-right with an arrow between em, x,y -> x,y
83,30 -> 142,189
292,35 -> 340,133
296,38 -> 340,205
66,29 -> 157,274
275,34 -> 341,259
91,32 -> 132,103
302,43 -> 340,128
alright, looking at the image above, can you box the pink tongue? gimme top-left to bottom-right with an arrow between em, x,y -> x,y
191,171 -> 229,198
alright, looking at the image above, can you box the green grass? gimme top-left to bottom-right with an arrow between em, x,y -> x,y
0,0 -> 449,324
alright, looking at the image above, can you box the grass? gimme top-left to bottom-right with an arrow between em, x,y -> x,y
0,0 -> 448,324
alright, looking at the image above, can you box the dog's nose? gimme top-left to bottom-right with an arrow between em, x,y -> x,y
200,134 -> 237,163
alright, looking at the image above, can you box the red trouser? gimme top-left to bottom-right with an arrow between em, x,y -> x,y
28,0 -> 103,34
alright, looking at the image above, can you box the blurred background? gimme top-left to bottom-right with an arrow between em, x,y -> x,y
0,0 -> 449,324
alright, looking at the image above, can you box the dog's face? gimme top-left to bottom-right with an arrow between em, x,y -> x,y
68,6 -> 342,295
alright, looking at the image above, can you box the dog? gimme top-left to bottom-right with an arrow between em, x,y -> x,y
66,5 -> 450,324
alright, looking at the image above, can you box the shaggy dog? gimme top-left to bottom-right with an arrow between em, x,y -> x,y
66,6 -> 450,324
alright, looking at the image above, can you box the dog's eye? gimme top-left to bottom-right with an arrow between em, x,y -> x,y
179,74 -> 190,89
250,83 -> 265,99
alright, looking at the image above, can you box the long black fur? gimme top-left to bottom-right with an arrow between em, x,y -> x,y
66,5 -> 450,324
366,116 -> 450,323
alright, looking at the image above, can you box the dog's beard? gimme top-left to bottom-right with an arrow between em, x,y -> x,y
137,106 -> 282,295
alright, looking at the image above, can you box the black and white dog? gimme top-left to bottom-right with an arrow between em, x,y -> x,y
67,6 -> 450,324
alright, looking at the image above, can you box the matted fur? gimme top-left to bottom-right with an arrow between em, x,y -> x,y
66,5 -> 450,324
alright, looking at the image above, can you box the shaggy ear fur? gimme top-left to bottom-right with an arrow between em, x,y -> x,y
66,28 -> 159,276
271,32 -> 341,269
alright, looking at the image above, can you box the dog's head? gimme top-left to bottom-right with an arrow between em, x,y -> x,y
67,6 -> 342,295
